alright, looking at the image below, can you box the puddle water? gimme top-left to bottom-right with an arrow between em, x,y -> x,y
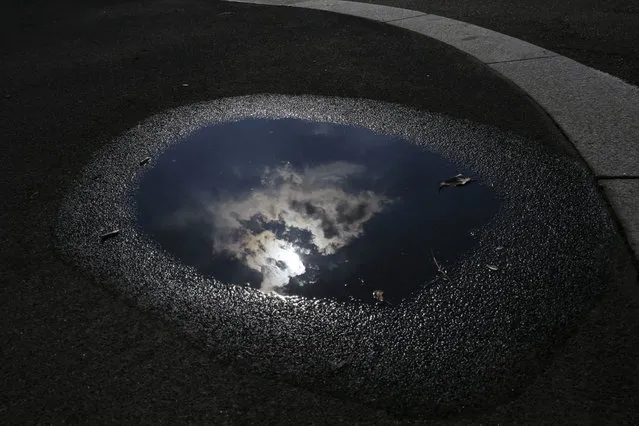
136,118 -> 499,304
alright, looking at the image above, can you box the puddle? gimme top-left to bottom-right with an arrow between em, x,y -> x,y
136,118 -> 499,304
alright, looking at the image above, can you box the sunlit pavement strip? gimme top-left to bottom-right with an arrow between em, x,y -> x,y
226,0 -> 639,257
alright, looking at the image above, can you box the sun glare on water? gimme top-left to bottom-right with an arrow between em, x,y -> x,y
252,236 -> 307,294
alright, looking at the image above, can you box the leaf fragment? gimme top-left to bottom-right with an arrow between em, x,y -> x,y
439,174 -> 472,191
372,290 -> 384,302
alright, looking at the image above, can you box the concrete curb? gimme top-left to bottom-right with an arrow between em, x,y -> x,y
226,0 -> 639,258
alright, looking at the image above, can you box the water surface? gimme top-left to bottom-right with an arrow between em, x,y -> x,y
136,118 -> 499,304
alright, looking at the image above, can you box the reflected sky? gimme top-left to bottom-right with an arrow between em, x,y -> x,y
136,118 -> 499,304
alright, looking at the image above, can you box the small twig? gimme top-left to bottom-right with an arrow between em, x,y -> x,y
431,249 -> 449,281
100,229 -> 120,242
139,156 -> 151,166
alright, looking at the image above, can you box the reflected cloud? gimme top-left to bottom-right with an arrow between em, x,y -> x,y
169,162 -> 392,293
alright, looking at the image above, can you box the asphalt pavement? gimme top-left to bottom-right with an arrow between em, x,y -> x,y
362,0 -> 639,86
2,0 -> 638,423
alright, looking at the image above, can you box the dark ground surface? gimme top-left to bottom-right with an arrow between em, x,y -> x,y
1,0 -> 638,423
364,0 -> 639,86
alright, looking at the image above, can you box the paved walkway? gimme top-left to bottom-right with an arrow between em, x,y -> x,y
358,0 -> 639,87
3,0 -> 638,423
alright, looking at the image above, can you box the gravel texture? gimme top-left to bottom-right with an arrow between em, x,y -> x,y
57,94 -> 623,416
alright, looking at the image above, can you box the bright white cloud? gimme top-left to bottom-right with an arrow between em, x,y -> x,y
168,162 -> 392,294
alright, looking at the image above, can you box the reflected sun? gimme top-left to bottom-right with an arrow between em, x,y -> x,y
276,245 -> 305,276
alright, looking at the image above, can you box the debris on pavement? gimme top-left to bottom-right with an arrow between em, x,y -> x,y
330,358 -> 349,370
100,229 -> 120,242
139,156 -> 151,166
372,290 -> 384,302
431,250 -> 449,281
439,174 -> 472,191
486,264 -> 499,271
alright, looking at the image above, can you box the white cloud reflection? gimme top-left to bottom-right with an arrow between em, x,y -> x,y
170,162 -> 392,294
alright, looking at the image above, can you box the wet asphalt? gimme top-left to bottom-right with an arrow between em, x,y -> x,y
2,0 -> 639,423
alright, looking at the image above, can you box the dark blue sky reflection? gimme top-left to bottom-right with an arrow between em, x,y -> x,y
136,118 -> 499,304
